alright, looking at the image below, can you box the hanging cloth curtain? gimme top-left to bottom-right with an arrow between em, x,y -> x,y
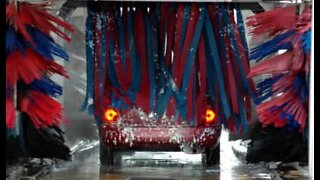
84,2 -> 256,133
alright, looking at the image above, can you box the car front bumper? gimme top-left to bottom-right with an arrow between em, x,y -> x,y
99,125 -> 221,152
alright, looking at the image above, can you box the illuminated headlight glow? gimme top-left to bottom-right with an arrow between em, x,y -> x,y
205,109 -> 216,123
104,108 -> 119,122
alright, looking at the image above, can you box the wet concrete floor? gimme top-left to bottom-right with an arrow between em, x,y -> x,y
42,131 -> 277,180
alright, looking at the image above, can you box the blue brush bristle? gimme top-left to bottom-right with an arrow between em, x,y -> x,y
6,26 -> 69,61
6,26 -> 25,56
301,30 -> 311,54
26,26 -> 69,61
250,31 -> 294,61
26,78 -> 63,97
293,74 -> 309,103
279,112 -> 300,132
256,75 -> 282,103
6,27 -> 16,55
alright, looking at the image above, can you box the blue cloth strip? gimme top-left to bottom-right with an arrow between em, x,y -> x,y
127,9 -> 141,103
180,7 -> 205,95
237,84 -> 249,132
178,6 -> 205,121
234,3 -> 249,59
99,10 -> 107,126
180,5 -> 191,51
220,6 -> 257,105
116,9 -> 127,71
203,9 -> 231,119
81,7 -> 95,115
145,14 -> 156,112
191,67 -> 197,126
108,37 -> 122,89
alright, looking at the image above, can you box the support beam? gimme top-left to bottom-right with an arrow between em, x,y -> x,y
59,0 -> 266,18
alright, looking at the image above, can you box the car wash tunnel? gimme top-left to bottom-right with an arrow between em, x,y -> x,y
6,0 -> 314,179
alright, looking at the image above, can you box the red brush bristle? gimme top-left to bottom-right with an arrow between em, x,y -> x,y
6,99 -> 16,129
6,49 -> 69,85
246,6 -> 296,36
19,90 -> 67,128
248,51 -> 293,78
6,1 -> 72,130
7,2 -> 73,44
6,50 -> 44,85
256,91 -> 307,129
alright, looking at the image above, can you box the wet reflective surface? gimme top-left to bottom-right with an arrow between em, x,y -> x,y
43,131 -> 277,180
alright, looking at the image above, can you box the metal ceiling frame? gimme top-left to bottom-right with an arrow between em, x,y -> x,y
58,0 -> 311,18
58,1 -> 267,18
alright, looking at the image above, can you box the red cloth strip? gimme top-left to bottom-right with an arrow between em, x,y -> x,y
160,3 -> 170,48
165,7 -> 178,118
208,4 -> 220,45
102,9 -> 112,108
196,36 -> 206,125
124,8 -> 132,96
93,11 -> 102,116
135,7 -> 150,112
165,8 -> 176,70
186,61 -> 195,123
176,3 -> 200,89
223,19 -> 239,114
172,4 -> 185,84
228,8 -> 256,93
244,94 -> 252,124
